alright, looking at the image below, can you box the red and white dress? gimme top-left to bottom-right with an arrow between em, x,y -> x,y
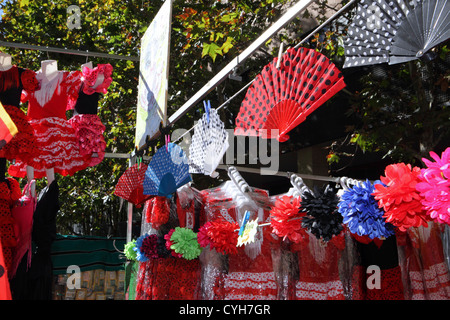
0,66 -> 40,163
67,64 -> 112,167
8,69 -> 90,178
397,222 -> 450,300
291,231 -> 347,300
201,185 -> 279,300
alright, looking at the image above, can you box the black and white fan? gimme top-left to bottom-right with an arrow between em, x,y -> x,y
343,0 -> 450,68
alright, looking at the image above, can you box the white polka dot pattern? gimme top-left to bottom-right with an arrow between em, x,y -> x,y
143,142 -> 192,196
343,0 -> 422,68
189,108 -> 229,177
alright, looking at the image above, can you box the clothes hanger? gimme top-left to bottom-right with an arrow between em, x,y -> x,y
337,176 -> 361,191
288,172 -> 313,197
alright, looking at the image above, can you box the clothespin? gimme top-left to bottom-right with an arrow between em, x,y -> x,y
203,100 -> 211,123
238,210 -> 251,236
276,42 -> 284,69
165,134 -> 170,152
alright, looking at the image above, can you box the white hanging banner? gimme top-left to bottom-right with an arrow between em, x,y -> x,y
135,0 -> 172,149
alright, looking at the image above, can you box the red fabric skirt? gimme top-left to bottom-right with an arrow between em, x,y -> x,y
0,179 -> 21,273
0,105 -> 41,163
136,258 -> 201,300
351,265 -> 405,300
8,117 -> 90,178
68,114 -> 106,167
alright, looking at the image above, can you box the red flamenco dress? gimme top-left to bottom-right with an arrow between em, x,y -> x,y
0,66 -> 40,163
0,240 -> 12,300
397,222 -> 450,299
68,64 -> 112,167
0,177 -> 21,276
8,69 -> 90,178
350,233 -> 405,300
223,212 -> 279,300
135,190 -> 202,300
200,185 -> 279,300
291,231 -> 347,300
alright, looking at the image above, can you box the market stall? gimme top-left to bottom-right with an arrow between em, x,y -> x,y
0,0 -> 448,301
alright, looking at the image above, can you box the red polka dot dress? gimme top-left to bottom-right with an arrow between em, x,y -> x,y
0,66 -> 41,163
0,178 -> 21,274
135,191 -> 202,300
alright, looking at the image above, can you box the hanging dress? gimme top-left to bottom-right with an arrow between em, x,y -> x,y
0,66 -> 40,163
291,231 -> 347,300
0,177 -> 21,274
0,240 -> 12,300
8,69 -> 90,179
200,184 -> 279,300
397,222 -> 450,300
223,210 -> 279,300
68,64 -> 112,167
135,188 -> 203,300
350,234 -> 405,300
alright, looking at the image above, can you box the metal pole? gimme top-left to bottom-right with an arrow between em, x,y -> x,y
167,0 -> 316,125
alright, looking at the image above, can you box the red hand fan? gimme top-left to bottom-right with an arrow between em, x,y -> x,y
235,47 -> 346,142
114,163 -> 152,208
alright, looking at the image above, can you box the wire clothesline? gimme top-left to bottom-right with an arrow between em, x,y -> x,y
0,41 -> 140,61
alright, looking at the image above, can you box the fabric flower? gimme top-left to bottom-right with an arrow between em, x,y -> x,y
124,239 -> 137,261
416,148 -> 450,225
134,234 -> 159,262
207,218 -> 239,255
170,227 -> 202,260
300,184 -> 343,242
338,179 -> 395,239
82,63 -> 113,95
164,229 -> 183,258
270,195 -> 308,244
373,163 -> 429,232
197,221 -> 214,249
21,70 -> 40,92
146,196 -> 170,229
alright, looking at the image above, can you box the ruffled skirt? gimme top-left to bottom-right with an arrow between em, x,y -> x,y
8,117 -> 90,178
0,178 -> 21,273
68,114 -> 106,167
0,105 -> 41,163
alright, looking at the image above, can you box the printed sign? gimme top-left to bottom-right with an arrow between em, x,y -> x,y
135,0 -> 172,148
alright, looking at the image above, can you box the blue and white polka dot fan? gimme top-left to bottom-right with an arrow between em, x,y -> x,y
143,142 -> 192,198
